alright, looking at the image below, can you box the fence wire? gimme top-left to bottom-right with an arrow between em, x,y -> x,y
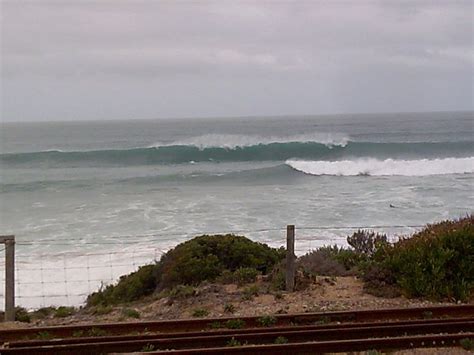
0,224 -> 422,310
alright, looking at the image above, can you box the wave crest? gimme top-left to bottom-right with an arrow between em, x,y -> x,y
286,157 -> 474,176
149,133 -> 349,150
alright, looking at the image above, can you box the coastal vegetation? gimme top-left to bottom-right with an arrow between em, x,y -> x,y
365,215 -> 473,301
14,305 -> 77,323
87,234 -> 285,306
300,215 -> 473,301
84,216 -> 472,309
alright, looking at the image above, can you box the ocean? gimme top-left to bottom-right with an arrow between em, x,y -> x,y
0,111 -> 473,308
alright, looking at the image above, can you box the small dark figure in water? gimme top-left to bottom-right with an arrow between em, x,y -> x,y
389,204 -> 396,208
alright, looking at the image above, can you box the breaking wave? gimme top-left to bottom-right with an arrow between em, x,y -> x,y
286,157 -> 474,176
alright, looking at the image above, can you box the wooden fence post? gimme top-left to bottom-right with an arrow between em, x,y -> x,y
286,225 -> 295,292
1,236 -> 15,321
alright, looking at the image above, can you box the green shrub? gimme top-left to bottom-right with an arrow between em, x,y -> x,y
54,306 -> 75,318
362,216 -> 474,301
192,308 -> 209,318
460,338 -> 473,351
361,262 -> 400,298
347,230 -> 388,256
269,260 -> 287,291
332,247 -> 369,271
271,270 -> 286,291
86,235 -> 284,307
72,330 -> 84,337
218,270 -> 235,284
15,307 -> 30,323
141,344 -> 155,352
297,242 -> 371,279
225,318 -> 246,329
87,264 -> 157,306
122,308 -> 140,319
156,234 -> 285,290
233,267 -> 259,285
36,331 -> 51,340
298,246 -> 354,277
224,303 -> 236,313
87,327 -> 107,337
241,285 -> 259,300
209,321 -> 222,329
257,315 -> 277,327
413,215 -> 473,238
227,337 -> 241,347
32,307 -> 55,319
387,222 -> 474,301
167,285 -> 196,300
91,305 -> 112,316
275,336 -> 288,344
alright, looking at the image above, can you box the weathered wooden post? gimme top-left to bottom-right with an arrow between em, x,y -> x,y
286,225 -> 295,292
1,235 -> 15,321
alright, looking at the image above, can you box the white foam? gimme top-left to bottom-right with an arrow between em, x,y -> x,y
149,133 -> 349,150
286,157 -> 474,176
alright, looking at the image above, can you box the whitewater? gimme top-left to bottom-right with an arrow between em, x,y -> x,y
0,111 -> 473,308
286,157 -> 474,177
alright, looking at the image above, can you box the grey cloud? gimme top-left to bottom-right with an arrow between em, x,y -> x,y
1,0 -> 473,121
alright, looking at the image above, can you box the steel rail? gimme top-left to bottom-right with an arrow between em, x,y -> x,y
1,319 -> 472,354
1,304 -> 472,342
5,317 -> 473,348
146,333 -> 474,354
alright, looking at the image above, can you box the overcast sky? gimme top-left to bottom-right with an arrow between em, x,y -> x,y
1,1 -> 473,122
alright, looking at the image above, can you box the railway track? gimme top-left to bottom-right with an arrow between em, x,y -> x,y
2,318 -> 473,354
147,333 -> 474,354
1,305 -> 472,354
1,304 -> 472,342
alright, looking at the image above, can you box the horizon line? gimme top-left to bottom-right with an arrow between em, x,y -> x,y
2,109 -> 472,124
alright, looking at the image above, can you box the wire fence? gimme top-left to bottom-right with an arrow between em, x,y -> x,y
0,224 -> 423,310
10,248 -> 165,309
